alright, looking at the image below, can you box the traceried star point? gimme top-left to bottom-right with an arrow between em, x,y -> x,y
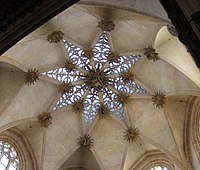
43,30 -> 147,125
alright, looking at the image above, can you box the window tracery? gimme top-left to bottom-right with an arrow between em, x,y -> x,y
44,30 -> 146,124
0,129 -> 37,170
0,141 -> 19,170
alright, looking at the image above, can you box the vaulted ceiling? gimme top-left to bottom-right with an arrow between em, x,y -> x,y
0,1 -> 199,170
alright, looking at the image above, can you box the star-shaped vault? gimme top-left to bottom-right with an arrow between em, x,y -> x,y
43,30 -> 146,125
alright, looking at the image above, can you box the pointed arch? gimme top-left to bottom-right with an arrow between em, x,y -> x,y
129,150 -> 175,170
184,96 -> 200,169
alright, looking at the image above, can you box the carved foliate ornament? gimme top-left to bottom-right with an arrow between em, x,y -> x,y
121,71 -> 134,83
117,92 -> 129,106
47,30 -> 64,43
98,20 -> 115,32
167,24 -> 178,37
64,60 -> 76,71
97,104 -> 110,118
144,46 -> 159,62
77,134 -> 93,148
25,68 -> 39,85
38,112 -> 52,128
73,100 -> 84,114
152,92 -> 166,108
124,126 -> 140,143
83,49 -> 93,59
58,82 -> 73,94
84,70 -> 108,90
108,52 -> 120,63
193,138 -> 200,145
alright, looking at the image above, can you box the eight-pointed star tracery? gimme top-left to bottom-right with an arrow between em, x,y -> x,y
43,29 -> 147,125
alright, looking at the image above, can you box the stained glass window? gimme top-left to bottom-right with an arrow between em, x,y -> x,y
0,141 -> 19,170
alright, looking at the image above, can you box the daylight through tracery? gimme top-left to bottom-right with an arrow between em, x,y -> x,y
150,166 -> 168,170
0,141 -> 19,170
43,27 -> 146,124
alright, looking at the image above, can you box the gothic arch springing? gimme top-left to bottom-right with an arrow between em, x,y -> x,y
184,97 -> 200,169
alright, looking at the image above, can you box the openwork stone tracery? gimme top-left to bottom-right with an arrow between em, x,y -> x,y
0,129 -> 37,170
0,141 -> 19,169
43,22 -> 146,124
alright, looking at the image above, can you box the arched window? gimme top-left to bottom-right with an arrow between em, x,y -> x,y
130,150 -> 174,170
150,166 -> 168,170
0,141 -> 19,170
0,129 -> 37,170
